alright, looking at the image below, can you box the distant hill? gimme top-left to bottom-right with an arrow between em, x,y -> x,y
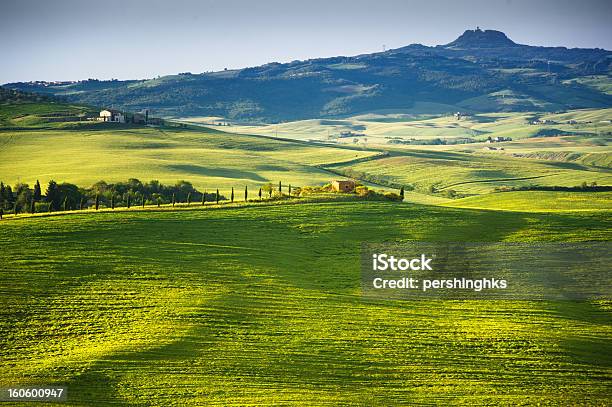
444,28 -> 518,49
0,86 -> 61,104
5,29 -> 611,122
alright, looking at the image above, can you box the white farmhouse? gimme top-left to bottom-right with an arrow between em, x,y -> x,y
99,109 -> 125,123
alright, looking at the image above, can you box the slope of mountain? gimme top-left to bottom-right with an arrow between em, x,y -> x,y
5,29 -> 611,122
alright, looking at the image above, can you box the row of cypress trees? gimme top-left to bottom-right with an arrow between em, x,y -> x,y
0,181 -> 299,219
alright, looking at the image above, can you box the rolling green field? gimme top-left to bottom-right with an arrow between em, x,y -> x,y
0,103 -> 378,198
2,102 -> 610,200
218,108 -> 612,145
445,190 -> 612,212
329,150 -> 611,195
1,201 -> 611,405
1,98 -> 611,405
183,108 -> 611,197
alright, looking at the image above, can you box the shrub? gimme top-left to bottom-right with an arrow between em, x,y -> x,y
383,192 -> 402,201
355,185 -> 370,196
34,202 -> 50,213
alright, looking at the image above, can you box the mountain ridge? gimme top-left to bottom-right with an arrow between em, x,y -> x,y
443,28 -> 518,49
5,29 -> 611,121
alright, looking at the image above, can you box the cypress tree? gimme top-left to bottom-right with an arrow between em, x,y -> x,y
399,186 -> 405,199
46,180 -> 60,211
142,195 -> 145,208
30,199 -> 36,214
0,182 -> 5,209
95,194 -> 99,210
157,198 -> 161,207
202,191 -> 206,205
172,193 -> 176,207
258,187 -> 262,200
279,181 -> 282,194
0,208 -> 3,220
13,202 -> 18,215
33,180 -> 42,201
111,195 -> 115,209
79,198 -> 84,210
63,197 -> 68,211
216,189 -> 220,204
244,185 -> 248,202
127,194 -> 131,209
187,192 -> 191,206
231,187 -> 234,203
288,184 -> 292,197
269,188 -> 272,198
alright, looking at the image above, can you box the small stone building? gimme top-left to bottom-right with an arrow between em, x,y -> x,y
332,180 -> 355,193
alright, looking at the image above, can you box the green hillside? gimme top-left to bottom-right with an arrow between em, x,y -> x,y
5,30 -> 611,121
445,190 -> 612,212
328,150 -> 611,195
0,102 -> 378,198
1,201 -> 611,405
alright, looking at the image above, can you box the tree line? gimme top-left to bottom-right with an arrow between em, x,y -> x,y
0,178 -> 405,219
0,179 -> 231,216
0,179 -> 316,218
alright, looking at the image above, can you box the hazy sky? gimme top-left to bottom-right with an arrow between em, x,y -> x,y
2,0 -> 611,83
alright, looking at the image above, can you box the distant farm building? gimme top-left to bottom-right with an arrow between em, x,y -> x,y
99,109 -> 125,123
331,180 -> 356,193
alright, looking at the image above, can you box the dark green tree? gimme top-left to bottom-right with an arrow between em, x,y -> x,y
157,198 -> 161,207
45,180 -> 61,211
279,181 -> 282,194
231,187 -> 234,203
0,208 -> 3,220
111,195 -> 115,209
258,187 -> 262,200
288,184 -> 292,197
95,194 -> 100,210
172,193 -> 176,207
5,185 -> 14,208
14,183 -> 32,213
79,198 -> 85,210
202,191 -> 206,205
244,185 -> 248,201
63,196 -> 68,211
33,180 -> 42,201
0,182 -> 5,209
30,199 -> 35,214
142,195 -> 145,208
216,189 -> 220,204
399,187 -> 405,199
187,192 -> 192,206
127,194 -> 131,209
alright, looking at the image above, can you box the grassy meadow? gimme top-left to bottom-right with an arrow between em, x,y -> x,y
188,108 -> 611,197
217,108 -> 612,145
1,201 -> 611,405
329,149 -> 611,195
445,190 -> 612,212
0,103 -> 377,198
1,100 -> 611,405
